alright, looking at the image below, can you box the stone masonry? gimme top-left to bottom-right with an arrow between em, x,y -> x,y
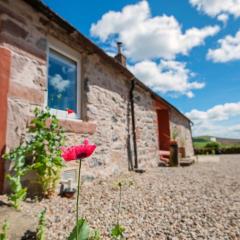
0,0 -> 194,191
170,108 -> 194,157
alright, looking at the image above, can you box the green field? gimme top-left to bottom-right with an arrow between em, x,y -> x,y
193,136 -> 240,149
193,136 -> 211,148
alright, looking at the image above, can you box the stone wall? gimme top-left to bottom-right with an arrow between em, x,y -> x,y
169,109 -> 194,157
133,86 -> 159,168
0,0 -> 47,149
83,53 -> 131,177
0,0 -> 160,187
82,53 -> 159,177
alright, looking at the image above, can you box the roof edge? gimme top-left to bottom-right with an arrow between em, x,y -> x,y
22,0 -> 192,123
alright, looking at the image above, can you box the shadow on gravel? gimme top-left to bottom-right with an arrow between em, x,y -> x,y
21,230 -> 36,240
0,200 -> 11,207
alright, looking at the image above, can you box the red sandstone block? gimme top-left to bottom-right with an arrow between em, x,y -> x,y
8,82 -> 44,105
0,47 -> 11,193
28,116 -> 97,135
59,119 -> 97,135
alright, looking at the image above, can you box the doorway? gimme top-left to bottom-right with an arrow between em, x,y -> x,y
157,109 -> 170,151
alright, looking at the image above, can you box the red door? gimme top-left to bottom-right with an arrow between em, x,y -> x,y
157,109 -> 170,151
0,48 -> 11,193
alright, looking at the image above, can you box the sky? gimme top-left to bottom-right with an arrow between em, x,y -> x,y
43,0 -> 240,138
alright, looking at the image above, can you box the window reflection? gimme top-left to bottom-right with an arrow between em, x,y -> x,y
48,49 -> 78,113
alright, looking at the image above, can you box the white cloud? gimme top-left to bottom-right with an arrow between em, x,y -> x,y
186,102 -> 240,121
186,102 -> 240,138
91,0 -> 220,61
191,121 -> 240,138
207,30 -> 240,62
106,51 -> 115,57
50,74 -> 70,92
129,60 -> 205,97
217,14 -> 229,25
62,66 -> 76,74
190,0 -> 240,20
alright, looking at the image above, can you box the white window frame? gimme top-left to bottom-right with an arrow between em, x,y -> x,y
46,37 -> 81,120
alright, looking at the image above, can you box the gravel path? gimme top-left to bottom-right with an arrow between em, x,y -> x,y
1,155 -> 240,239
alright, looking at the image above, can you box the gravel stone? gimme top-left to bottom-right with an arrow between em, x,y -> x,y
0,155 -> 240,239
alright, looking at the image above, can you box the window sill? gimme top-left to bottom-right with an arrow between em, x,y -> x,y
59,119 -> 96,135
27,116 -> 96,135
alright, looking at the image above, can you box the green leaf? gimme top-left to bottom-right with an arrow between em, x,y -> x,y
111,224 -> 125,239
0,220 -> 9,240
5,107 -> 66,202
37,209 -> 46,240
67,219 -> 90,240
8,187 -> 27,209
89,229 -> 101,240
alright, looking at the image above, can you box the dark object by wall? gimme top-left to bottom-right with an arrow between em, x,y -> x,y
170,142 -> 179,166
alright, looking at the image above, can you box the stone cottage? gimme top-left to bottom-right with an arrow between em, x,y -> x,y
0,0 -> 194,193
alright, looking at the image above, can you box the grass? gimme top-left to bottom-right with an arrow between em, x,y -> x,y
193,136 -> 240,149
193,136 -> 212,149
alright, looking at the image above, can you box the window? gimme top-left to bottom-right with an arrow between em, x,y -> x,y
47,45 -> 80,119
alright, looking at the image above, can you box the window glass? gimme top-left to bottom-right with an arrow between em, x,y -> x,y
48,49 -> 78,113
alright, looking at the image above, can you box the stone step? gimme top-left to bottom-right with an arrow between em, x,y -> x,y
159,150 -> 170,157
160,156 -> 169,162
180,157 -> 196,166
158,160 -> 169,167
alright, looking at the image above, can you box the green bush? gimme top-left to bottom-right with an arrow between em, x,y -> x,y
195,146 -> 240,155
27,108 -> 65,197
4,108 -> 65,208
205,142 -> 220,150
220,147 -> 240,154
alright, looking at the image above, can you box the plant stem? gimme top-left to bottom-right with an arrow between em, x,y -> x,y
76,159 -> 82,240
117,184 -> 122,225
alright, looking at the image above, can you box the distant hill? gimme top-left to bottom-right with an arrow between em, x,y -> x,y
214,137 -> 240,145
193,136 -> 240,148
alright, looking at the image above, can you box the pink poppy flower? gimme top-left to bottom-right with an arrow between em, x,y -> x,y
61,139 -> 96,161
67,109 -> 75,115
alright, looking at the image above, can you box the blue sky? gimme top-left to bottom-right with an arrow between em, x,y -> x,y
43,0 -> 240,138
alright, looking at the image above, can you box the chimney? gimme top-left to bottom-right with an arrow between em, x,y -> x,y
114,42 -> 126,67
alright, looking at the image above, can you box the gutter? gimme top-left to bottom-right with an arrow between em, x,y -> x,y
130,78 -> 138,170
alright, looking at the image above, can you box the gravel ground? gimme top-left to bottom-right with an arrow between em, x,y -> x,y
1,155 -> 240,240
